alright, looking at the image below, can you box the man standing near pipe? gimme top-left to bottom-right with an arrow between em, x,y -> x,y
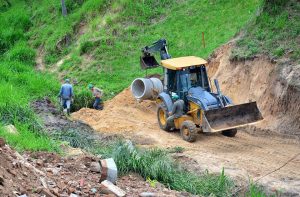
88,84 -> 103,110
167,93 -> 184,129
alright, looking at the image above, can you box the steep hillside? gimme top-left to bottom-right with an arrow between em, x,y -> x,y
0,1 -> 59,151
25,0 -> 262,100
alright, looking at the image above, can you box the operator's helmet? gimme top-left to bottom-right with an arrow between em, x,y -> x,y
171,92 -> 179,100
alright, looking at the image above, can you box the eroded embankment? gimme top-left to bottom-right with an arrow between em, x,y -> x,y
207,42 -> 300,139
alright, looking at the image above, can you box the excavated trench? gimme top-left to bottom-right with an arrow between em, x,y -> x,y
31,98 -> 118,150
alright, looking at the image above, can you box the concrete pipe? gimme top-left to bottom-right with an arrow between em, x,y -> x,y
131,77 -> 163,101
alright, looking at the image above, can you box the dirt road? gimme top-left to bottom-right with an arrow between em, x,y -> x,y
73,89 -> 300,195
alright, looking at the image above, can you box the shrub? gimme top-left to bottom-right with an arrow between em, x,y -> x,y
71,88 -> 94,112
80,41 -> 96,55
5,42 -> 36,65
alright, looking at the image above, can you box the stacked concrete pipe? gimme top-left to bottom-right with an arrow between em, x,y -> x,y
131,78 -> 163,101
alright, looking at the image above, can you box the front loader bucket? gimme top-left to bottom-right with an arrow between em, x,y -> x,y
140,55 -> 159,70
202,102 -> 263,133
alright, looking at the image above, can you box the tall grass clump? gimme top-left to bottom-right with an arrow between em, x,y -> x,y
111,142 -> 233,196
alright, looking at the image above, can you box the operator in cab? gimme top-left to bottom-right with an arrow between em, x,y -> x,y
167,93 -> 185,129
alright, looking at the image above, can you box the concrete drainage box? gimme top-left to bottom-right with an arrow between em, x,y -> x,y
100,158 -> 118,184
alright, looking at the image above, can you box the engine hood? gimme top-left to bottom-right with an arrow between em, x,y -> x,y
187,87 -> 219,110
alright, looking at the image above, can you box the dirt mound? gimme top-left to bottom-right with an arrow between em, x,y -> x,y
207,42 -> 300,139
72,88 -> 158,134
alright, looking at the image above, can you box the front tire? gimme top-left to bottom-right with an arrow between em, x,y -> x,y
221,129 -> 237,137
157,104 -> 172,131
180,120 -> 197,142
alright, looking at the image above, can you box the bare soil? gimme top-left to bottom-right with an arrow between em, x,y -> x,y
0,143 -> 186,197
73,78 -> 300,195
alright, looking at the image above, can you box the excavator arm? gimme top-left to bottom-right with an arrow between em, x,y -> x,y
140,38 -> 171,69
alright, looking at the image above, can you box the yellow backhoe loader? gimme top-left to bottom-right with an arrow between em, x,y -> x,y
131,39 -> 263,142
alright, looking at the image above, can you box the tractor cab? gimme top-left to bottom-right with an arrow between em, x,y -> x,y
161,56 -> 211,101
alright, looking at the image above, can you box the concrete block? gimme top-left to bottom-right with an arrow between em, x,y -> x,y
100,158 -> 117,184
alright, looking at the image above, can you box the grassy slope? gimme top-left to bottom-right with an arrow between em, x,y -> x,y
0,0 -> 263,150
0,1 -> 59,152
27,0 -> 262,101
232,0 -> 300,62
0,1 -> 275,196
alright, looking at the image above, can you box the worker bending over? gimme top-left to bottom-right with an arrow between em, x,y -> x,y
88,84 -> 103,110
58,79 -> 74,115
167,93 -> 184,128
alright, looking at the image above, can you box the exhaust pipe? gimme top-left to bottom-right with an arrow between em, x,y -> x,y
131,78 -> 163,101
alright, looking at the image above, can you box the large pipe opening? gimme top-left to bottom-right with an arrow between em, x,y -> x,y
131,79 -> 146,98
131,78 -> 163,101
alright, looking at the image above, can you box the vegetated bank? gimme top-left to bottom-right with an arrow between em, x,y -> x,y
231,0 -> 300,63
0,1 -> 60,151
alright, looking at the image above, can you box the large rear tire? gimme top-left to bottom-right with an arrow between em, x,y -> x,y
221,129 -> 237,137
157,104 -> 172,131
180,120 -> 197,142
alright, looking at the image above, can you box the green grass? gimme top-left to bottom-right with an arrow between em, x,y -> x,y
0,1 -> 60,152
21,0 -> 262,100
112,142 -> 233,196
0,1 -> 279,195
0,124 -> 59,152
245,182 -> 277,197
231,0 -> 300,62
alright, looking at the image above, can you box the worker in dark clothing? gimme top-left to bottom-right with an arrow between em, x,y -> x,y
58,79 -> 74,115
167,93 -> 184,128
88,84 -> 103,110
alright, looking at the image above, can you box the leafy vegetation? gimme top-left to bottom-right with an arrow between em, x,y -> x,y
0,1 -> 60,152
231,0 -> 300,62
